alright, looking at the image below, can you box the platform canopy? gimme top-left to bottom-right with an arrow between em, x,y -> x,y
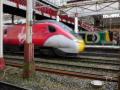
58,0 -> 120,17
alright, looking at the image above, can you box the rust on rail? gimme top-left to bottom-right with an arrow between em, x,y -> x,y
5,62 -> 118,82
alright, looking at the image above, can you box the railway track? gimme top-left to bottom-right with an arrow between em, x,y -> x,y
4,45 -> 120,58
5,61 -> 118,82
83,45 -> 120,58
35,60 -> 119,77
53,56 -> 120,66
4,54 -> 119,80
80,51 -> 120,58
5,54 -> 120,68
5,54 -> 120,65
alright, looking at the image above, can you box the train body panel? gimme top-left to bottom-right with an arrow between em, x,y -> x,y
44,35 -> 79,53
79,31 -> 113,45
3,20 -> 85,55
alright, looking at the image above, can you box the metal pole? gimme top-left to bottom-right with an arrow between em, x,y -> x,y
0,0 -> 3,58
119,0 -> 120,10
26,0 -> 33,44
118,1 -> 120,88
0,0 -> 5,70
23,0 -> 35,78
33,0 -> 36,21
11,14 -> 14,24
56,16 -> 60,22
56,10 -> 60,22
74,13 -> 78,33
119,1 -> 120,88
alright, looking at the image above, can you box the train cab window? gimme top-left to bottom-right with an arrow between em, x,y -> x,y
48,25 -> 56,33
4,29 -> 7,34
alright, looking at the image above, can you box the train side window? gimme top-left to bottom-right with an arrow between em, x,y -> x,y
101,34 -> 104,40
4,29 -> 7,34
48,25 -> 56,33
87,34 -> 93,41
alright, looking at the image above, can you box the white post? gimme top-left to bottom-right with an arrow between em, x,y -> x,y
0,0 -> 5,70
26,0 -> 33,44
0,0 -> 3,58
56,16 -> 60,22
56,10 -> 60,22
23,0 -> 35,78
74,13 -> 78,33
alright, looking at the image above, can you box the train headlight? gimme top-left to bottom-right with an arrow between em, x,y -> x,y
78,40 -> 85,53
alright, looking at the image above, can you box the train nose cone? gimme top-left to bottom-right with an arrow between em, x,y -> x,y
78,40 -> 85,53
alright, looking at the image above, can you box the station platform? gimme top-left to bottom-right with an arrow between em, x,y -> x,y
85,45 -> 120,49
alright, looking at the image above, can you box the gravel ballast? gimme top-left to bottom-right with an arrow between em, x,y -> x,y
0,66 -> 118,90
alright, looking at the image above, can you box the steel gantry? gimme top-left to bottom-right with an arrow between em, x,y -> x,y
57,0 -> 120,32
59,0 -> 120,17
3,0 -> 120,31
3,0 -> 75,25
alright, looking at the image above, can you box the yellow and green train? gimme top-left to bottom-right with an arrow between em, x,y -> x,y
79,31 -> 113,45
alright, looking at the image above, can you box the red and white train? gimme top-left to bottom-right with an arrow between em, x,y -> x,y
3,20 -> 85,56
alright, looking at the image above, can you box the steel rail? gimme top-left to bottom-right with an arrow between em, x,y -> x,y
5,56 -> 119,73
5,61 -> 118,82
4,55 -> 120,68
43,57 -> 120,66
35,60 -> 119,73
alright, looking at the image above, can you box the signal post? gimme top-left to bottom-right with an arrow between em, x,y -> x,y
23,0 -> 35,78
0,0 -> 5,71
